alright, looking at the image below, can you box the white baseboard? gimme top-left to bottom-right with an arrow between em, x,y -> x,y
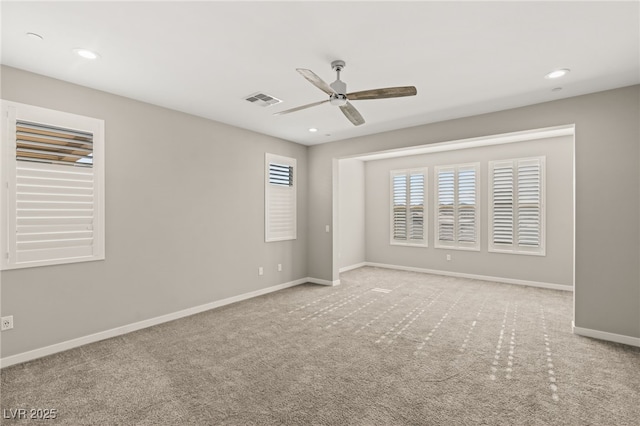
364,262 -> 573,292
0,268 -> 570,369
339,262 -> 367,273
0,277 -> 308,369
572,322 -> 640,347
307,277 -> 341,286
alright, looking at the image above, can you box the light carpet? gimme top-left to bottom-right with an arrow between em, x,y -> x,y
1,267 -> 639,425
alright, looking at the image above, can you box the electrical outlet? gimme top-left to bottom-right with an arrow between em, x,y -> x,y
1,315 -> 13,331
277,263 -> 282,272
258,267 -> 264,276
446,254 -> 452,261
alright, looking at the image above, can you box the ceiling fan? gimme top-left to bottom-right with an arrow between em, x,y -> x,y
274,60 -> 417,126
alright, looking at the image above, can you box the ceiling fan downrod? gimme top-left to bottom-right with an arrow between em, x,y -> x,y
330,60 -> 347,105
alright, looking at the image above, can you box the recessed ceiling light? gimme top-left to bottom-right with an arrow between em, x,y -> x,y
26,32 -> 43,41
545,68 -> 570,79
308,128 -> 318,132
74,48 -> 100,60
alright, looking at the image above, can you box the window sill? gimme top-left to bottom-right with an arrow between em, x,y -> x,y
390,241 -> 428,248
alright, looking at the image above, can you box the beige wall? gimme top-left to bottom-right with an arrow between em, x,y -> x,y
1,66 -> 638,360
338,159 -> 366,270
0,66 -> 308,358
364,136 -> 573,286
309,85 -> 639,339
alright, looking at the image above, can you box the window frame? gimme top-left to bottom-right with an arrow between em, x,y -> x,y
434,162 -> 480,251
488,156 -> 546,256
389,167 -> 428,247
1,100 -> 105,270
265,153 -> 297,242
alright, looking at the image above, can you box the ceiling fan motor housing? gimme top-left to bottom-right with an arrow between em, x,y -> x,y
329,93 -> 348,106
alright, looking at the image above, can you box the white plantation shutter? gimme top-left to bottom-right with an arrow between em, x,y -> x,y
437,168 -> 455,243
268,163 -> 293,186
16,121 -> 94,165
15,161 -> 95,263
458,166 -> 477,244
1,100 -> 105,269
265,153 -> 296,242
392,174 -> 407,240
390,168 -> 427,246
489,157 -> 545,255
408,173 -> 425,241
517,159 -> 541,247
491,162 -> 514,245
435,164 -> 479,250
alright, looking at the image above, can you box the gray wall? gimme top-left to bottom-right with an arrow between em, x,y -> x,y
364,136 -> 573,286
309,85 -> 639,339
0,66 -> 308,357
338,159 -> 365,269
1,66 -> 638,359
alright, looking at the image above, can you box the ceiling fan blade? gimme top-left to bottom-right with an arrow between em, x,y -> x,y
296,69 -> 336,95
273,99 -> 329,116
339,101 -> 365,126
347,86 -> 417,101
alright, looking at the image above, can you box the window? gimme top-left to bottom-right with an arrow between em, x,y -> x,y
1,100 -> 105,269
435,163 -> 480,250
489,156 -> 545,255
265,153 -> 296,242
390,168 -> 427,246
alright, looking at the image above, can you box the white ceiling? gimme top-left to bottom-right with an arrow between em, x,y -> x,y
2,1 -> 638,146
